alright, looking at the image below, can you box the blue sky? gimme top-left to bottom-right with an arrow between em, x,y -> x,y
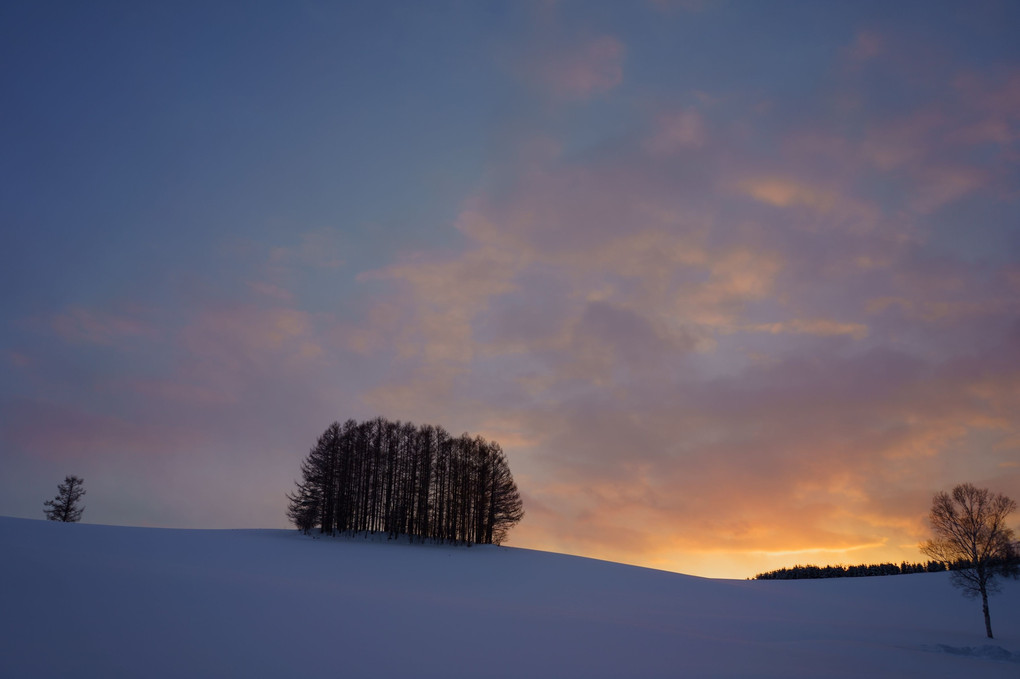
2,0 -> 1019,578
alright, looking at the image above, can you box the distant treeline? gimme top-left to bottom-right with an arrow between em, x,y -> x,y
287,418 -> 524,545
754,560 -> 981,580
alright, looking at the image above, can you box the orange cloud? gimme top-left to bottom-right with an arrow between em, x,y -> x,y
344,82 -> 1020,575
741,319 -> 869,340
501,341 -> 1020,577
352,156 -> 1020,572
739,176 -> 838,211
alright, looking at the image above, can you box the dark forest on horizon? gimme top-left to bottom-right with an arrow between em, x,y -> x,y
753,558 -> 1017,580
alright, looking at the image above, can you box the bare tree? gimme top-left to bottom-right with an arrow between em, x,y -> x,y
920,483 -> 1019,638
43,475 -> 86,523
285,478 -> 319,534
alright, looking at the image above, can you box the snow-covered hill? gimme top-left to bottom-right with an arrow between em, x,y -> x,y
1,516 -> 1017,678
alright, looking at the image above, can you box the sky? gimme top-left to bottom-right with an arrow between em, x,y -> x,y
1,0 -> 1018,579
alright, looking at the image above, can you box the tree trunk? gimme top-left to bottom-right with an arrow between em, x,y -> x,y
981,585 -> 993,638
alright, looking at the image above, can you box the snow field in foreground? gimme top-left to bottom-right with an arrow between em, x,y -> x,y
1,516 -> 1017,678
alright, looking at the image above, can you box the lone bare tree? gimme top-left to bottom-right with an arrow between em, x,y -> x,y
43,475 -> 86,523
920,483 -> 1018,638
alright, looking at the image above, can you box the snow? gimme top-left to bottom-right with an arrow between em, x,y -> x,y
1,516 -> 1017,678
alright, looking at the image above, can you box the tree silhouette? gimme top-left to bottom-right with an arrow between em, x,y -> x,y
43,475 -> 86,523
920,483 -> 1019,638
287,418 -> 524,545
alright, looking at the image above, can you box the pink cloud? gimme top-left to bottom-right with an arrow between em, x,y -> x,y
118,378 -> 238,407
848,70 -> 1020,213
181,305 -> 325,369
4,399 -> 200,462
6,351 -> 31,368
526,35 -> 625,101
50,307 -> 156,345
954,70 -> 1020,137
643,109 -> 707,154
845,30 -> 883,66
248,281 -> 295,303
908,164 -> 988,214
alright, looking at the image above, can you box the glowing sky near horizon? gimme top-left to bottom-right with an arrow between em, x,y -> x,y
2,1 -> 1019,579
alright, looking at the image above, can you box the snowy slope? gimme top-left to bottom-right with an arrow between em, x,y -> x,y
1,516 -> 1017,678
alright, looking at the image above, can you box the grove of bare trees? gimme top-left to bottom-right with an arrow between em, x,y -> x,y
287,418 -> 524,545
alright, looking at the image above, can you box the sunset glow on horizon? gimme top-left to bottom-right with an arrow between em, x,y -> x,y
2,1 -> 1019,579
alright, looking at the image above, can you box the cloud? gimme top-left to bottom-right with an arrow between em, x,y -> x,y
268,228 -> 346,270
522,35 -> 626,101
739,176 -> 839,211
50,307 -> 156,345
5,7 -> 1018,579
506,337 -> 1020,575
181,305 -> 325,368
848,70 -> 1020,214
908,165 -> 988,214
953,70 -> 1020,145
845,30 -> 883,65
248,281 -> 295,303
866,295 -> 1018,323
359,229 -> 524,366
118,377 -> 238,407
741,319 -> 869,340
2,398 -> 200,462
649,0 -> 708,11
347,35 -> 1020,577
6,351 -> 31,368
643,109 -> 707,155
